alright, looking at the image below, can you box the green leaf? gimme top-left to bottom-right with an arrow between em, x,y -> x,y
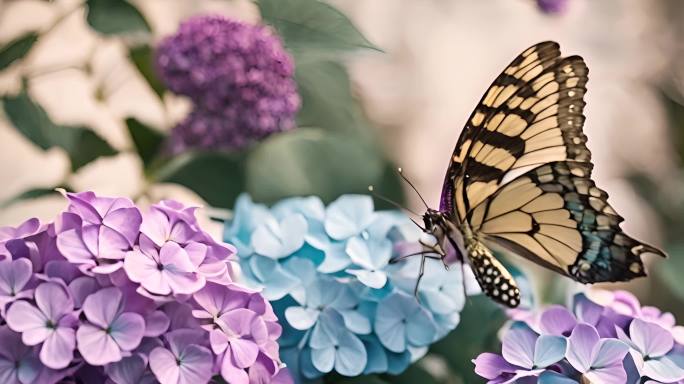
125,117 -> 165,168
429,295 -> 506,383
154,152 -> 246,208
2,90 -> 117,171
86,0 -> 151,36
257,0 -> 380,60
0,33 -> 38,71
245,129 -> 384,204
0,186 -> 71,208
296,60 -> 360,133
129,44 -> 166,98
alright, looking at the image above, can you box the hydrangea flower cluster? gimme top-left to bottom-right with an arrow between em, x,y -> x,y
156,15 -> 300,152
474,289 -> 684,384
0,191 -> 290,384
224,194 -> 471,380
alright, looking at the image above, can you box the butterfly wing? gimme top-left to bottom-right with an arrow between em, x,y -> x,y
469,161 -> 665,283
440,41 -> 591,221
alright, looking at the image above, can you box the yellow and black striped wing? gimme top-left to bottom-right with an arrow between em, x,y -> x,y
439,41 -> 591,221
468,161 -> 665,283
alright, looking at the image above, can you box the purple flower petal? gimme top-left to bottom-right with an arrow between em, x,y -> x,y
160,242 -> 196,274
109,312 -> 145,351
0,258 -> 32,296
540,306 -> 576,336
176,344 -> 213,384
144,310 -> 170,337
220,348 -> 249,384
592,339 -> 629,368
101,207 -> 142,246
76,323 -> 122,365
629,318 -> 674,358
165,329 -> 206,357
473,352 -> 518,380
82,287 -> 122,329
502,324 -> 538,369
39,327 -> 75,369
533,335 -> 567,368
566,323 -> 599,373
230,339 -> 260,369
584,363 -> 628,384
149,347 -> 180,384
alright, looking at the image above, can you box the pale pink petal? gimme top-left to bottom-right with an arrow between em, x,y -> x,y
83,287 -> 122,328
166,329 -> 206,357
66,192 -> 102,224
56,229 -> 93,263
149,347 -> 180,384
39,327 -> 75,369
184,242 -> 207,267
220,309 -> 258,337
98,226 -> 130,259
210,330 -> 229,354
144,311 -> 170,337
110,312 -> 145,351
76,323 -> 122,366
221,348 -> 249,384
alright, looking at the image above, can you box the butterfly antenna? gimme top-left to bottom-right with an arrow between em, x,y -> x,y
397,168 -> 430,210
368,185 -> 421,217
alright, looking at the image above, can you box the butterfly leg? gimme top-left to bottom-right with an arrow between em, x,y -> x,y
390,251 -> 442,264
413,252 -> 428,300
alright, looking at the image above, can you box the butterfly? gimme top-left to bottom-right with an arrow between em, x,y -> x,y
413,41 -> 666,308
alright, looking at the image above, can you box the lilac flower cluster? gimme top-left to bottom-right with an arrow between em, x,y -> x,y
225,194 -> 473,381
157,15 -> 300,152
0,191 -> 291,384
474,289 -> 684,384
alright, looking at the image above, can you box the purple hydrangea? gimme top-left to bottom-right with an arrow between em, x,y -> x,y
537,0 -> 569,14
0,191 -> 290,384
473,289 -> 684,383
157,15 -> 300,152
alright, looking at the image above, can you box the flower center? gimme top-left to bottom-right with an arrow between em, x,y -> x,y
45,320 -> 55,329
157,263 -> 164,271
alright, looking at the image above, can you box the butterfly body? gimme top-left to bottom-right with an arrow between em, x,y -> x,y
418,41 -> 666,308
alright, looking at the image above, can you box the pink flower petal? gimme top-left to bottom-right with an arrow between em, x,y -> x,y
76,323 -> 122,365
164,270 -> 204,295
102,207 -> 142,246
177,344 -> 213,384
629,318 -> 674,358
5,301 -> 48,344
566,323 -> 600,373
144,311 -> 170,337
160,242 -> 196,273
56,229 -> 93,263
0,259 -> 32,296
39,327 -> 75,369
219,308 -> 258,337
141,210 -> 171,247
221,348 -> 249,384
166,329 -> 206,357
97,226 -> 130,259
230,339 -> 259,369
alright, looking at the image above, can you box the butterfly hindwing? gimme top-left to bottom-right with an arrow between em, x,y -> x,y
442,41 -> 591,220
469,161 -> 665,283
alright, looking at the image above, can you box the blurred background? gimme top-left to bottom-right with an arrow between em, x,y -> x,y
1,0 -> 683,381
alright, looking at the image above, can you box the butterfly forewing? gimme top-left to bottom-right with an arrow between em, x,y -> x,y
441,42 -> 591,221
470,161 -> 665,283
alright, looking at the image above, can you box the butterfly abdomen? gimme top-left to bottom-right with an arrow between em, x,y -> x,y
465,239 -> 521,308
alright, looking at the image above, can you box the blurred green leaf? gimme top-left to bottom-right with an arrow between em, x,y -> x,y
154,152 -> 246,208
246,128 -> 384,204
429,295 -> 506,383
329,374 -> 389,384
86,0 -> 151,36
0,185 -> 71,208
128,44 -> 165,98
296,60 -> 361,133
381,363 -> 442,384
257,0 -> 380,60
2,90 -> 117,171
0,32 -> 38,71
661,90 -> 684,165
125,117 -> 165,168
658,244 -> 684,303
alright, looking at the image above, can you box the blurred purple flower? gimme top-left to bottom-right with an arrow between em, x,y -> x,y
537,0 -> 569,14
55,192 -> 142,274
5,282 -> 78,369
0,258 -> 33,315
149,329 -> 213,384
76,287 -> 145,366
157,15 -> 300,152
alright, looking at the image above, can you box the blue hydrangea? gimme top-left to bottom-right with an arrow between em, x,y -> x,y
224,194 -> 471,379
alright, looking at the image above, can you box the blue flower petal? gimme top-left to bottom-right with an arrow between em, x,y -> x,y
335,331 -> 367,376
538,371 -> 579,384
299,347 -> 325,380
285,306 -> 320,330
386,349 -> 412,375
534,335 -> 567,368
361,336 -> 388,374
224,194 -> 270,254
339,308 -> 372,335
317,242 -> 351,273
272,196 -> 325,221
347,269 -> 388,289
311,346 -> 335,373
324,195 -> 375,240
252,214 -> 307,259
346,236 -> 392,270
406,307 -> 437,347
310,309 -> 344,349
502,322 -> 539,370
